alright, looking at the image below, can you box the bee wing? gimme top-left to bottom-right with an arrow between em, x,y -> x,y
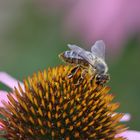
67,44 -> 85,54
91,40 -> 105,60
68,44 -> 95,66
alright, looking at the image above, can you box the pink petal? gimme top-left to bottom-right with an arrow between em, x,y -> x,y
0,90 -> 10,107
112,113 -> 131,122
119,130 -> 140,140
120,113 -> 131,122
0,122 -> 4,130
0,90 -> 18,108
0,72 -> 24,90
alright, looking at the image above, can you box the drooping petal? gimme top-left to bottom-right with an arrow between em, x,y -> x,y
0,122 -> 4,130
0,72 -> 24,90
0,91 -> 9,107
119,130 -> 140,140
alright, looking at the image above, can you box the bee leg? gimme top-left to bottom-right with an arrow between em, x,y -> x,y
76,69 -> 87,85
67,66 -> 80,79
88,74 -> 96,85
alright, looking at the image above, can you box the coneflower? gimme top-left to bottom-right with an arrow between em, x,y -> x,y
0,65 -> 126,140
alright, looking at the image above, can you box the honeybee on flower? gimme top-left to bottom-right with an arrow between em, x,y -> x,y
59,40 -> 110,85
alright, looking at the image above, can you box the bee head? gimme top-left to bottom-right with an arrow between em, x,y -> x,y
94,61 -> 108,74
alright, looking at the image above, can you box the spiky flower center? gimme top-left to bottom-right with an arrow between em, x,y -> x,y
0,65 -> 126,140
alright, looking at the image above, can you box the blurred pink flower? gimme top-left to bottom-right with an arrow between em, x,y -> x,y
64,0 -> 140,55
0,72 -> 140,139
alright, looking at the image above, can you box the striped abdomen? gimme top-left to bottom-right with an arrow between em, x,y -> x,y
59,51 -> 89,67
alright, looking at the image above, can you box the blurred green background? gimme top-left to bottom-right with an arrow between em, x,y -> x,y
0,1 -> 140,136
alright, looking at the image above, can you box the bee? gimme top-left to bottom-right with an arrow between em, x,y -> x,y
59,40 -> 110,85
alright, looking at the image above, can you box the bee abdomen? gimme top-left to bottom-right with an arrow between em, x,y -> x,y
59,51 -> 89,66
64,51 -> 81,59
